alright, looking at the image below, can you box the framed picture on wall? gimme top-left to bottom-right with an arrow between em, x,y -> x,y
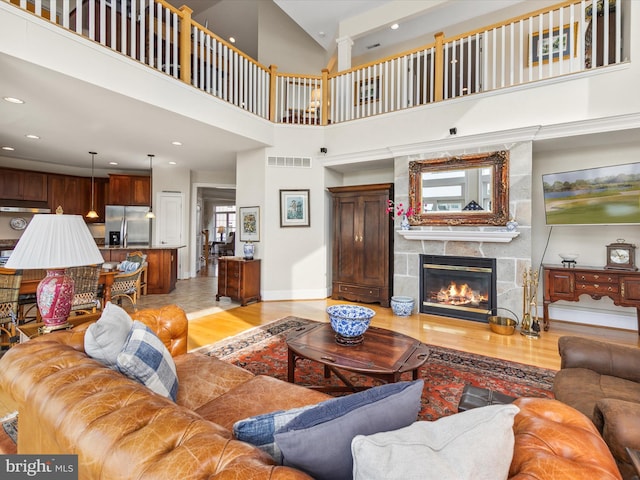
354,76 -> 380,105
239,206 -> 260,241
530,23 -> 577,66
280,189 -> 310,227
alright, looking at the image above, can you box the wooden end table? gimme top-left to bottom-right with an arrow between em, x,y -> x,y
286,323 -> 429,393
17,312 -> 101,343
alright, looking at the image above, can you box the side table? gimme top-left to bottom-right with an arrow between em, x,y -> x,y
17,312 -> 101,343
216,257 -> 261,306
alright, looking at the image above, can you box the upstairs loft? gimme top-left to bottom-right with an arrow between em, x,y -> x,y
4,0 -> 629,128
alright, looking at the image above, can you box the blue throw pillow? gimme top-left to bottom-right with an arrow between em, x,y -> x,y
274,379 -> 424,480
118,260 -> 140,273
233,404 -> 315,463
116,321 -> 179,401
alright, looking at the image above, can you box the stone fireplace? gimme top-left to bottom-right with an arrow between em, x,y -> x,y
391,142 -> 533,318
420,254 -> 497,322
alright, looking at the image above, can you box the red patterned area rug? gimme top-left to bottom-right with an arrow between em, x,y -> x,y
201,316 -> 556,420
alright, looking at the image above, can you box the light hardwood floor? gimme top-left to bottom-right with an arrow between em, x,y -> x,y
2,263 -> 639,417
137,261 -> 640,371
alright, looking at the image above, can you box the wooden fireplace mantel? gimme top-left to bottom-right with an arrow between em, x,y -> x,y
397,229 -> 519,243
543,264 -> 640,335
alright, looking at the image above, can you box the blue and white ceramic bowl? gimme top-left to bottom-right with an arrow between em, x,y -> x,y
326,305 -> 375,340
390,296 -> 415,316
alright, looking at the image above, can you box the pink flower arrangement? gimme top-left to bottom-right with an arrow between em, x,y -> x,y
386,200 -> 420,217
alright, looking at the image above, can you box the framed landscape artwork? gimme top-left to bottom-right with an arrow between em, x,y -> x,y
542,162 -> 640,225
239,206 -> 260,241
280,189 -> 310,227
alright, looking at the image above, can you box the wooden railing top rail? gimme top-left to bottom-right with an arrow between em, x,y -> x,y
445,0 -> 578,42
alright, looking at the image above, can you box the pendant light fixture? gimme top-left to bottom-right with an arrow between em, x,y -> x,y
146,154 -> 156,219
86,151 -> 99,219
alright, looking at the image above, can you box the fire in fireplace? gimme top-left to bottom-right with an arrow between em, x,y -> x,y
420,255 -> 497,322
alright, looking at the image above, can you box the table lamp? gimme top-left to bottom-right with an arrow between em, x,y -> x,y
5,208 -> 104,332
217,226 -> 225,241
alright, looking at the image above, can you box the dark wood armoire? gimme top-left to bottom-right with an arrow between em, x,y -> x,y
328,183 -> 394,307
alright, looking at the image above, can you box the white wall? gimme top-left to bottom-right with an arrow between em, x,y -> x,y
257,1 -> 329,74
240,126 -> 328,301
532,139 -> 640,330
153,165 -> 191,278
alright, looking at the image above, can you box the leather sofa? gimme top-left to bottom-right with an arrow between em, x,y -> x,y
0,306 -> 623,479
554,336 -> 640,479
0,305 -> 329,479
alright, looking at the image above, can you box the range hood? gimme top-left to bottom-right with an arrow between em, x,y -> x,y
0,200 -> 51,214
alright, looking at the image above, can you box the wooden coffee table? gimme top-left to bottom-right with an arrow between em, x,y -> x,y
286,322 -> 430,392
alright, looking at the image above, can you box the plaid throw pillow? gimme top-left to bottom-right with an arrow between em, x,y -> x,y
116,321 -> 178,401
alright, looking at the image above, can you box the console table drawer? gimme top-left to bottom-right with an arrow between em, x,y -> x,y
576,273 -> 618,283
338,284 -> 381,298
576,282 -> 619,295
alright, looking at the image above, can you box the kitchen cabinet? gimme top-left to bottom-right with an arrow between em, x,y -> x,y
0,168 -> 47,202
47,174 -> 90,215
328,183 -> 393,307
543,264 -> 640,335
100,247 -> 177,294
108,174 -> 150,206
216,257 -> 261,306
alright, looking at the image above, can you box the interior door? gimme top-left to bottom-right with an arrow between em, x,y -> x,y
157,192 -> 183,246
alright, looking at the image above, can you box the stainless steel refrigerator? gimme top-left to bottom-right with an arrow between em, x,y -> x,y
105,206 -> 151,247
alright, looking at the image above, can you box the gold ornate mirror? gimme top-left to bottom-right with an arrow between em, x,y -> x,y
408,151 -> 509,226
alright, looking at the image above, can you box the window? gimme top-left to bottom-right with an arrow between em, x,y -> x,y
215,205 -> 236,241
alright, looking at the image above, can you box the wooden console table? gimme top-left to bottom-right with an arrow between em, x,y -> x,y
543,264 -> 640,334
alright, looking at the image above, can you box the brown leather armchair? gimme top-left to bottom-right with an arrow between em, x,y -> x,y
553,336 -> 640,479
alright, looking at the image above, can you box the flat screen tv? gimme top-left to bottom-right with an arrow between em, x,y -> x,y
542,162 -> 640,225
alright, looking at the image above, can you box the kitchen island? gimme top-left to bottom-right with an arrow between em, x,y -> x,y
100,245 -> 184,294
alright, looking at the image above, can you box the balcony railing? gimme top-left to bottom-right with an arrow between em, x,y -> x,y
7,0 -> 625,125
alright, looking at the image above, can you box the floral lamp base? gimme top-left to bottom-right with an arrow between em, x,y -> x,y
36,269 -> 74,331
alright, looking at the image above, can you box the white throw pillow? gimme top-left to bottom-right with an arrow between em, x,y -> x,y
351,403 -> 519,480
84,302 -> 133,369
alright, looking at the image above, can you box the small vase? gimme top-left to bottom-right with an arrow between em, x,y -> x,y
243,242 -> 255,260
400,215 -> 410,231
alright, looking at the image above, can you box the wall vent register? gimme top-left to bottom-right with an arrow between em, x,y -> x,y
267,156 -> 312,168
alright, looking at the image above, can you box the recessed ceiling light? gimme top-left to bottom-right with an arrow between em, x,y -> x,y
3,97 -> 25,104
2,146 -> 15,151
25,134 -> 40,139
229,36 -> 236,43
109,161 -> 118,165
171,141 -> 182,146
390,23 -> 399,30
169,161 -> 177,165
318,31 -> 326,38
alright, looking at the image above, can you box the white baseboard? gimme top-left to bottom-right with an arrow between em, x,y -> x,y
262,288 -> 329,302
548,304 -> 637,331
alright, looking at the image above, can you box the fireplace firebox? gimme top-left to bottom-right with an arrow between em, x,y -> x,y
420,255 -> 497,322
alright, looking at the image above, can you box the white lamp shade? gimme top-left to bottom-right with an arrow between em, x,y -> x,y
5,214 -> 104,269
